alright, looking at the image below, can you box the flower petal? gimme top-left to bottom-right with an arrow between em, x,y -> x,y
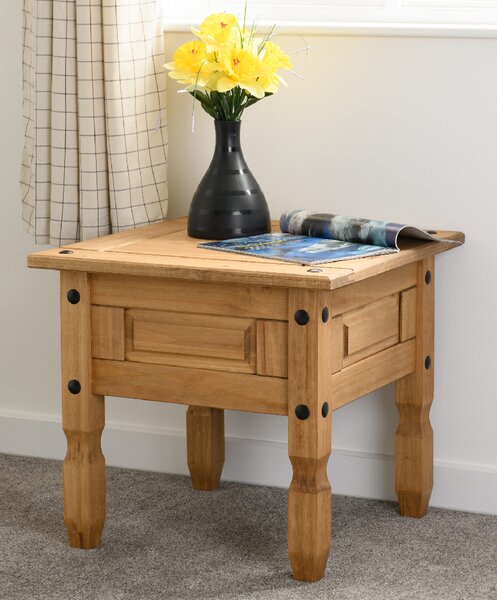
240,80 -> 265,99
216,76 -> 237,93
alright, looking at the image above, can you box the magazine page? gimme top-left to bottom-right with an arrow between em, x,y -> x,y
280,209 -> 440,249
199,233 -> 397,266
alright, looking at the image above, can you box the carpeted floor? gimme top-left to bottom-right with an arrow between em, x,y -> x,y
0,454 -> 496,600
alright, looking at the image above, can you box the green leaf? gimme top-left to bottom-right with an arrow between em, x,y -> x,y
220,93 -> 231,119
243,91 -> 273,109
201,103 -> 219,119
189,89 -> 214,108
233,87 -> 243,113
210,91 -> 231,120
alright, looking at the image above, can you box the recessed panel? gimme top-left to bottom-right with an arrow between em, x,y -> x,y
126,309 -> 256,373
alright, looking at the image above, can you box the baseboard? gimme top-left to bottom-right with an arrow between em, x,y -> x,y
1,409 -> 496,515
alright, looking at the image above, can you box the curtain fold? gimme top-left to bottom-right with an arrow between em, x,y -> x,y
21,0 -> 168,246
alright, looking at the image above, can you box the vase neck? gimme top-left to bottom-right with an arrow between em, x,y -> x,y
214,120 -> 242,153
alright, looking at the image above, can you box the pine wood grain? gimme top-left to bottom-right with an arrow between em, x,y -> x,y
343,293 -> 399,357
331,339 -> 416,410
395,258 -> 435,517
91,306 -> 125,361
400,287 -> 417,342
28,246 -> 346,289
342,334 -> 400,368
330,315 -> 344,374
187,407 -> 225,491
92,274 -> 288,320
92,359 -> 288,415
330,263 -> 417,315
27,218 -> 464,291
61,272 -> 106,549
256,320 -> 288,378
125,309 -> 256,374
288,289 -> 333,582
70,220 -> 187,251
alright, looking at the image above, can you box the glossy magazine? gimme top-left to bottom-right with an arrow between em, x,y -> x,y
199,210 -> 447,266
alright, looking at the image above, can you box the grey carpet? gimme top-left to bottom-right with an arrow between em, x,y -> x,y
0,454 -> 496,600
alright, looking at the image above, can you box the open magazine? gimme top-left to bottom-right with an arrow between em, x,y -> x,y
199,209 -> 457,265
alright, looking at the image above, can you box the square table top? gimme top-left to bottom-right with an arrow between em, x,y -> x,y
27,217 -> 464,290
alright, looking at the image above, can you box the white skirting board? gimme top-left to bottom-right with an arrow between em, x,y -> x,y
1,408 -> 496,516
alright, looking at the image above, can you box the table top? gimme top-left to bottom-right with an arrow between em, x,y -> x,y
27,217 -> 464,290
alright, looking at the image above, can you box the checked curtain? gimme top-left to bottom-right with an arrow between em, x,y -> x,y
21,0 -> 168,246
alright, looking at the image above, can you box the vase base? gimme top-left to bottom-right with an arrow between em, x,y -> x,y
187,222 -> 271,241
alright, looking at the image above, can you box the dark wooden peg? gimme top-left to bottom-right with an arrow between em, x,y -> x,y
66,289 -> 80,304
424,355 -> 432,370
295,405 -> 310,420
294,310 -> 309,326
67,379 -> 81,394
321,402 -> 329,418
58,250 -> 73,254
425,270 -> 432,285
322,307 -> 329,323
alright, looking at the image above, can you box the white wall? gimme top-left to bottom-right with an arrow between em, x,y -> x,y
1,5 -> 496,514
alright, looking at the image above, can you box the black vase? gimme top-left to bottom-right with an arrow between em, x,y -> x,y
187,120 -> 271,240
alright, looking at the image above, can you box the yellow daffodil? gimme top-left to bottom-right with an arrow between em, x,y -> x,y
257,41 -> 292,93
164,9 -> 300,121
163,40 -> 215,87
217,48 -> 264,98
262,41 -> 292,71
192,13 -> 238,53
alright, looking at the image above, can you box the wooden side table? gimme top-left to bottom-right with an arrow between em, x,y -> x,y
28,218 -> 464,582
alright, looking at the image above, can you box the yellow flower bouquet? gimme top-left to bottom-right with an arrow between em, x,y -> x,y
164,12 -> 292,121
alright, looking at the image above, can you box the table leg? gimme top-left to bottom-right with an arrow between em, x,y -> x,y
395,257 -> 434,518
288,289 -> 333,582
61,272 -> 106,548
187,406 -> 225,490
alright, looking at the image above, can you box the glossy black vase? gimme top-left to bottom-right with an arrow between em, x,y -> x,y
187,120 -> 271,240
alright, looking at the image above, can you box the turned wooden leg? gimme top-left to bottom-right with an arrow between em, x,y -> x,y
288,289 -> 333,582
61,272 -> 106,548
187,406 -> 224,491
395,257 -> 434,518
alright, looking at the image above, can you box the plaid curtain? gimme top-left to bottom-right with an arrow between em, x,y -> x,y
21,0 -> 168,246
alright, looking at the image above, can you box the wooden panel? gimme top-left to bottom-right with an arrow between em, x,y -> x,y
331,339 -> 416,410
92,359 -> 288,415
400,287 -> 417,342
28,247 -> 346,291
288,289 -> 333,582
256,320 -> 288,378
70,220 -> 187,251
255,314 -> 346,378
396,258 -> 434,517
343,334 -> 399,368
91,306 -> 125,361
322,231 -> 464,287
27,218 -> 464,291
342,293 -> 400,365
331,263 -> 416,316
91,274 -> 288,320
60,272 -> 105,549
126,309 -> 256,374
331,315 -> 344,374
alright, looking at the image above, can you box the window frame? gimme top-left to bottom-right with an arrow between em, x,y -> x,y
162,0 -> 497,37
